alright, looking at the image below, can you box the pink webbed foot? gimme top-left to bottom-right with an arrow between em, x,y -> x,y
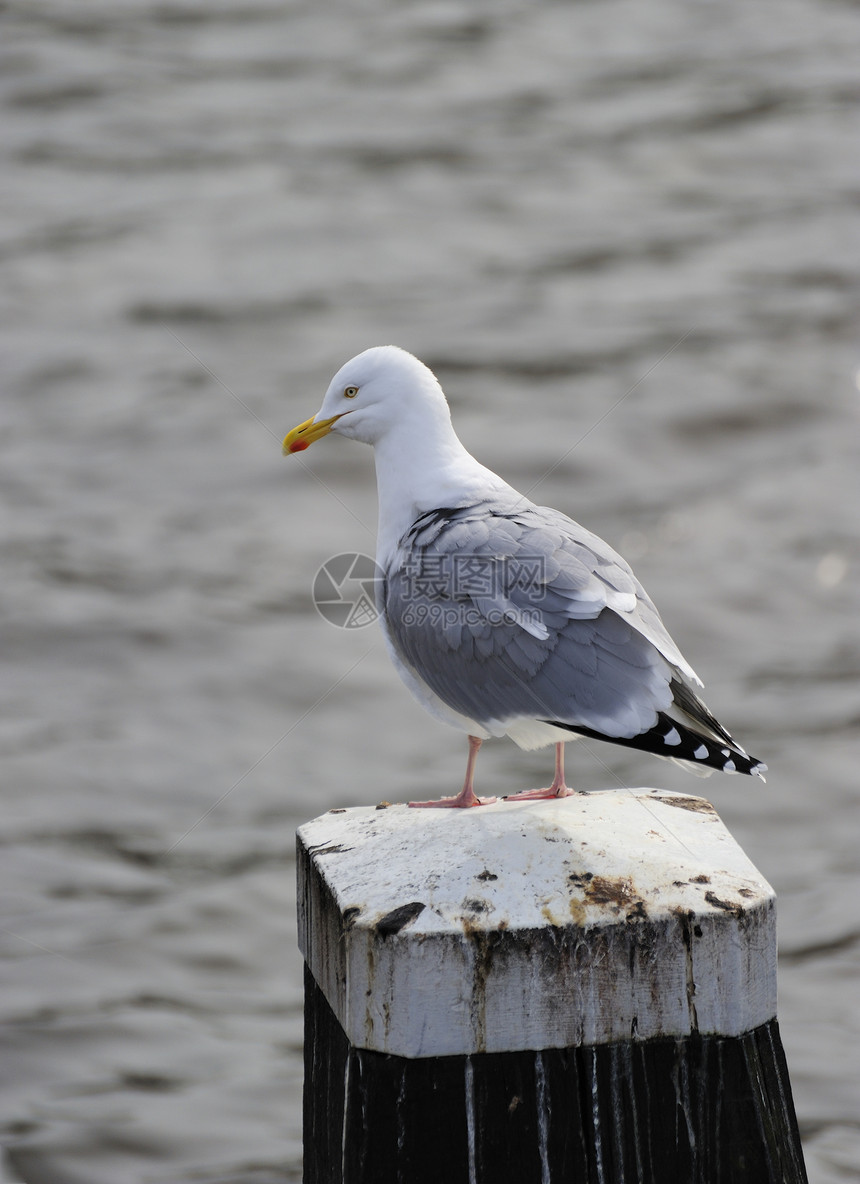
504,742 -> 575,801
408,788 -> 497,809
408,735 -> 496,809
504,785 -> 574,802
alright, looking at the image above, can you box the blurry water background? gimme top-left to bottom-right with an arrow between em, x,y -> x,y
1,1 -> 859,1181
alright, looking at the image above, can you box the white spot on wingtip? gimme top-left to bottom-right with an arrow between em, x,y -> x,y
664,727 -> 682,746
693,744 -> 709,760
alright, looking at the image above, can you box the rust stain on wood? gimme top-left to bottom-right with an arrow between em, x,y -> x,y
650,795 -> 718,815
584,874 -> 637,909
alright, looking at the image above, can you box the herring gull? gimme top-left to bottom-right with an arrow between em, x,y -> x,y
283,346 -> 766,808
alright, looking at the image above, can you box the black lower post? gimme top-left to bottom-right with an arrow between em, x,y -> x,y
303,967 -> 807,1184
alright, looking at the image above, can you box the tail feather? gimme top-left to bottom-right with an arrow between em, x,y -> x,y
543,711 -> 767,780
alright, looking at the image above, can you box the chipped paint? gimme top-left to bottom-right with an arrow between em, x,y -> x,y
375,901 -> 426,936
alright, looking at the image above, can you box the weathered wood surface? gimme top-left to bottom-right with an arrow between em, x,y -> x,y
297,790 -> 777,1056
298,789 -> 807,1183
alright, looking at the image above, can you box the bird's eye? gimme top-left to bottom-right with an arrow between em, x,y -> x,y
343,386 -> 359,399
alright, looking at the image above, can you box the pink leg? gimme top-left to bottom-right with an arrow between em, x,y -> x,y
409,736 -> 497,809
505,742 -> 575,801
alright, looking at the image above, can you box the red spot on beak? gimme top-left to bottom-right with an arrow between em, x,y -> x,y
289,439 -> 309,452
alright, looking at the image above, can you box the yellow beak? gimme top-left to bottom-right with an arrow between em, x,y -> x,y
282,413 -> 343,455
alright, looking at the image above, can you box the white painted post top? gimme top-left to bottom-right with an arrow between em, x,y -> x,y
297,789 -> 776,1058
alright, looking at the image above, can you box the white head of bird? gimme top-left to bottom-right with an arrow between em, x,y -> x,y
283,346 -> 505,562
283,345 -> 456,450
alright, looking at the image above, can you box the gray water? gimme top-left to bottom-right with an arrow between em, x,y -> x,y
1,2 -> 859,1181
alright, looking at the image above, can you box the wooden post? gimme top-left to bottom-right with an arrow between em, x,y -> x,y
298,789 -> 807,1184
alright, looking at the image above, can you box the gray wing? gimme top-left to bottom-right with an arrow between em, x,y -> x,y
384,497 -> 701,741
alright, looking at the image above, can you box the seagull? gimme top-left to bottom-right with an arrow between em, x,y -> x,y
283,345 -> 766,808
